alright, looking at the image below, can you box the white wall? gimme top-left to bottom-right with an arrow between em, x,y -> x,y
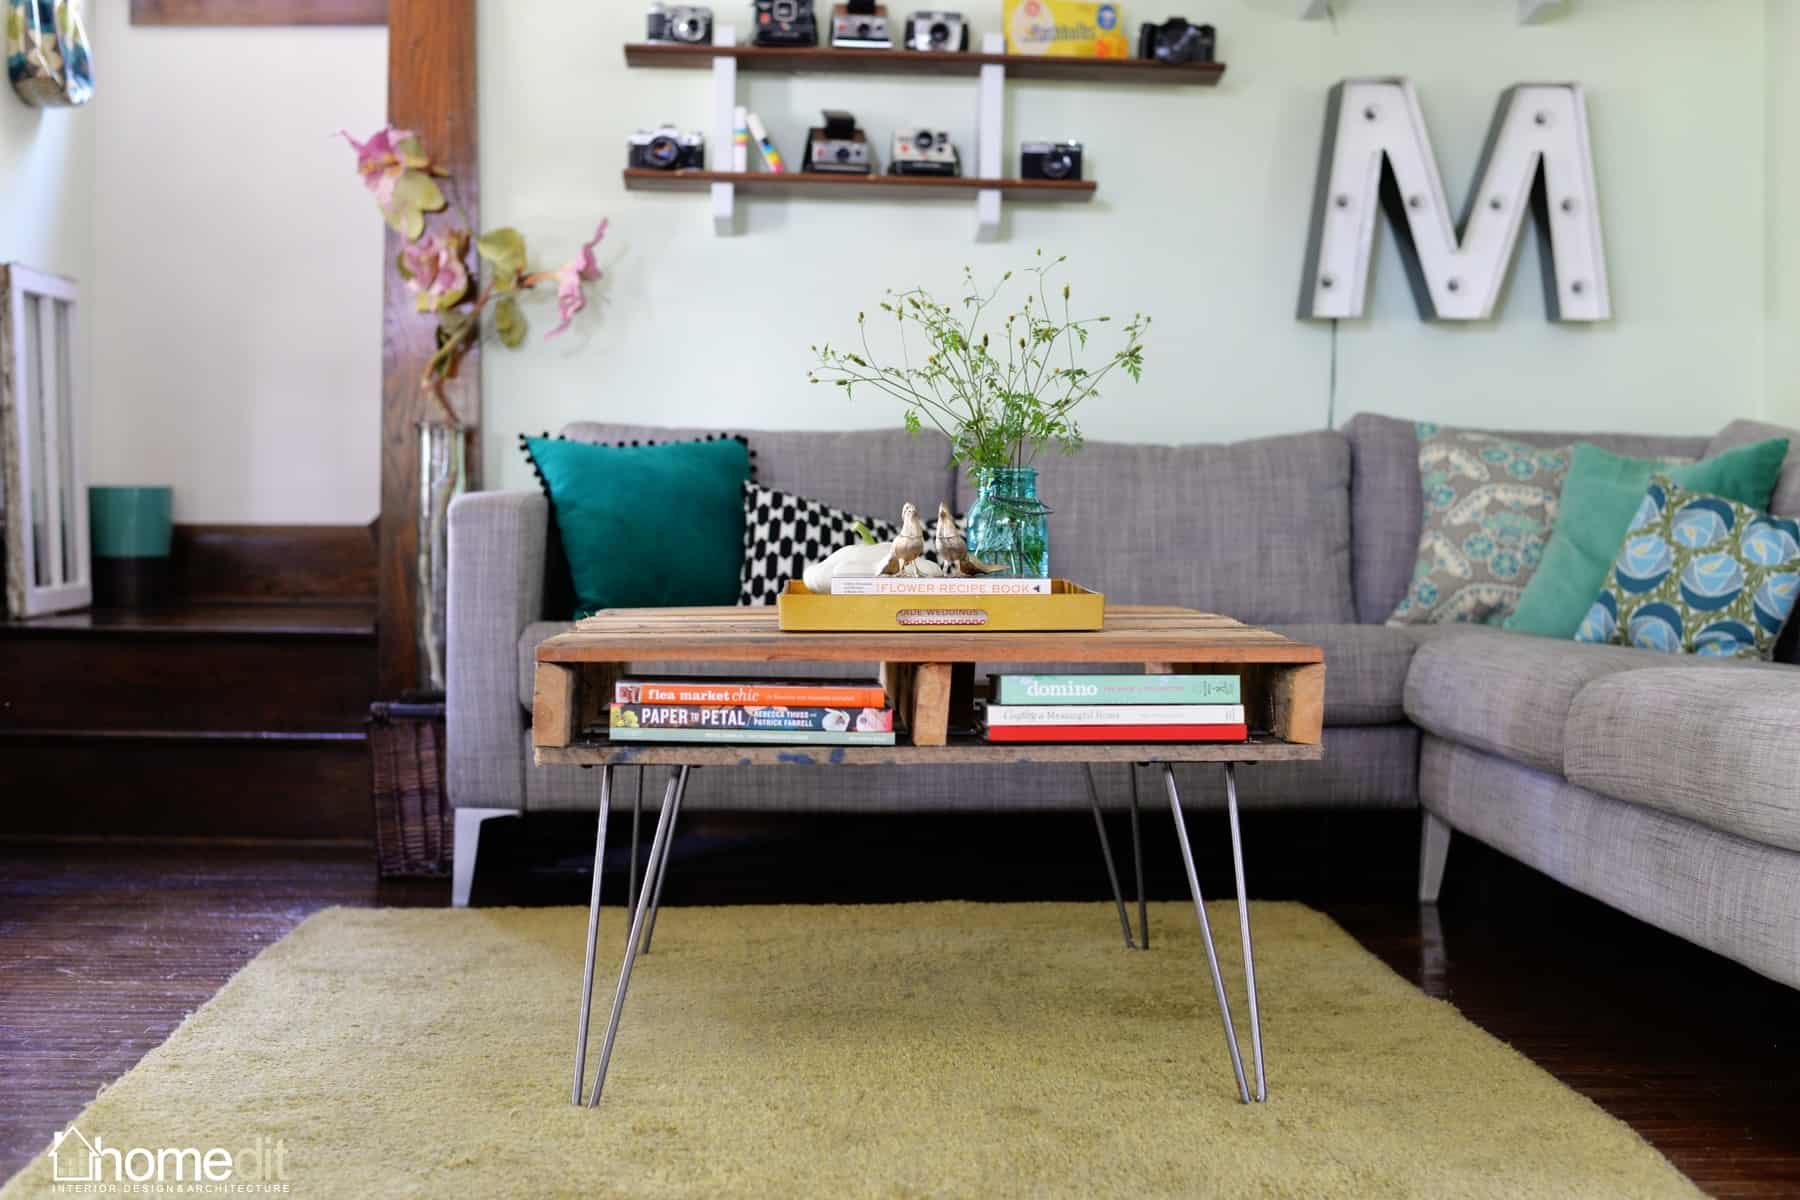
88,5 -> 386,523
1767,0 -> 1799,428
479,0 -> 1776,495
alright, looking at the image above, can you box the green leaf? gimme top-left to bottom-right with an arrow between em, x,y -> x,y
386,170 -> 446,240
494,295 -> 526,348
477,227 -> 528,291
851,521 -> 877,545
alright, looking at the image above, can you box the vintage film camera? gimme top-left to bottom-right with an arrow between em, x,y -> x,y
1020,140 -> 1082,181
831,0 -> 893,47
628,125 -> 706,170
889,127 -> 959,177
1137,17 -> 1214,64
905,10 -> 968,50
804,110 -> 873,174
753,0 -> 819,45
646,3 -> 714,43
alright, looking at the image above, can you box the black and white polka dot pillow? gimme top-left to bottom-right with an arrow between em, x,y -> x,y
739,483 -> 899,605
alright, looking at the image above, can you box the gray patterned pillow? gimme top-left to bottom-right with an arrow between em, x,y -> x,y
1387,430 -> 1572,626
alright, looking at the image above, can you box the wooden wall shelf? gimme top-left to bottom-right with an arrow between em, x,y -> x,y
623,42 -> 1225,85
623,168 -> 1096,203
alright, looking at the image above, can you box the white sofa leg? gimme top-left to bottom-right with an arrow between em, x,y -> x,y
1419,810 -> 1452,904
453,808 -> 512,908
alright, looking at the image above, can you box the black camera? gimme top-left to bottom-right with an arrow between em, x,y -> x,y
1020,140 -> 1082,181
804,110 -> 873,174
1137,18 -> 1214,65
905,10 -> 968,50
753,0 -> 819,45
628,125 -> 706,170
647,3 -> 714,43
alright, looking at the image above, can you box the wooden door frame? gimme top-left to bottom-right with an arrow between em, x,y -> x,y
379,0 -> 479,695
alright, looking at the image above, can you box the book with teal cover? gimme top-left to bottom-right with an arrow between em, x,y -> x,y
993,674 -> 1240,705
606,726 -> 897,746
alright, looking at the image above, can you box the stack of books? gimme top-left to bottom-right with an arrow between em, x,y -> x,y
980,673 -> 1247,743
608,678 -> 895,747
827,577 -> 1051,595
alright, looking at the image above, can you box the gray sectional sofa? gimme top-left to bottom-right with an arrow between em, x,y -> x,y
446,413 -> 1800,990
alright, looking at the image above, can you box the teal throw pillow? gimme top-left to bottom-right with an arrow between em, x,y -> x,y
1507,437 -> 1789,638
523,435 -> 751,618
1574,475 -> 1800,659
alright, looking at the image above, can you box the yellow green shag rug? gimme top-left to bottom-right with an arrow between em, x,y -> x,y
2,902 -> 1699,1199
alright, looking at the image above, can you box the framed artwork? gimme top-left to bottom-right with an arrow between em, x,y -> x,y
129,0 -> 386,25
1,264 -> 90,617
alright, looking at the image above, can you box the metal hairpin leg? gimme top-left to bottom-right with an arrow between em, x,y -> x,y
626,767 -> 644,913
1222,763 -> 1266,1102
1129,764 -> 1148,950
1163,764 -> 1253,1105
571,765 -> 613,1105
1085,766 -> 1136,949
639,767 -> 687,954
586,765 -> 688,1108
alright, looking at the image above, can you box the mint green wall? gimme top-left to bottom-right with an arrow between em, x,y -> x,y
479,0 -> 1777,491
1768,0 -> 1799,428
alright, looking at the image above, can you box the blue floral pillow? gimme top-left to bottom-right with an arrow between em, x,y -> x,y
1575,475 -> 1800,659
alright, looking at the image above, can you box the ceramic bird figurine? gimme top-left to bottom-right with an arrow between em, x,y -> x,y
933,502 -> 1005,576
879,502 -> 927,576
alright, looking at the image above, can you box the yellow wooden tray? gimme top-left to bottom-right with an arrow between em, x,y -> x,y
777,579 -> 1105,632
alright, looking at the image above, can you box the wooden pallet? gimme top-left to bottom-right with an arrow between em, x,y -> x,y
532,606 -> 1323,765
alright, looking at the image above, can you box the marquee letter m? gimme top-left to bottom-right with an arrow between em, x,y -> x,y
1297,79 -> 1610,322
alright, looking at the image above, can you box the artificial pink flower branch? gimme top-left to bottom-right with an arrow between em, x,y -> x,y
341,125 -> 610,428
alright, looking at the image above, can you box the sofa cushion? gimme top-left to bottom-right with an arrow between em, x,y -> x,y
1565,667 -> 1800,854
561,422 -> 957,526
1403,626 -> 1709,776
1270,624 -> 1423,726
1342,413 -> 1711,626
955,431 -> 1355,624
1707,419 -> 1800,664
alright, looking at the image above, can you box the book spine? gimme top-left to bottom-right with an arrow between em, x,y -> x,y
984,704 -> 1245,727
607,726 -> 897,746
732,105 -> 750,171
745,111 -> 783,173
613,703 -> 893,733
983,724 -> 1249,744
615,681 -> 888,707
993,674 -> 1242,705
830,577 -> 1053,596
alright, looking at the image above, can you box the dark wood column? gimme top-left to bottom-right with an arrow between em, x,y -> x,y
379,0 -> 480,695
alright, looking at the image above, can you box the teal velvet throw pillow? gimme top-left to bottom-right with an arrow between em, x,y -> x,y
1505,437 -> 1789,638
523,435 -> 751,618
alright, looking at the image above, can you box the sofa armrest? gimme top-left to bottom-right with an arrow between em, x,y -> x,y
447,490 -> 548,811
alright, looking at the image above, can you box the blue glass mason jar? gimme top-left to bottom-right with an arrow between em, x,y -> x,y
964,467 -> 1051,578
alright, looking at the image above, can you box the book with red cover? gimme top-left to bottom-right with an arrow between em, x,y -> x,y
615,678 -> 886,708
983,724 -> 1250,743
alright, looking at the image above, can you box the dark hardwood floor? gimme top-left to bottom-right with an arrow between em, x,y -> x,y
3,812 -> 1797,1196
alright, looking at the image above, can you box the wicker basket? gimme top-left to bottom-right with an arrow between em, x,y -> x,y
368,701 -> 452,878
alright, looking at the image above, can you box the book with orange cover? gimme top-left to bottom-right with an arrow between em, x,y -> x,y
983,723 -> 1249,743
615,677 -> 887,708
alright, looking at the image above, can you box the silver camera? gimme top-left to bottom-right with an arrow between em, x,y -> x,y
646,3 -> 713,43
906,10 -> 967,51
804,110 -> 873,175
627,125 -> 706,170
889,127 -> 959,176
831,2 -> 893,48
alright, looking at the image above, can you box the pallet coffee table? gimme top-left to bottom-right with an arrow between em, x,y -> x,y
533,605 -> 1325,1110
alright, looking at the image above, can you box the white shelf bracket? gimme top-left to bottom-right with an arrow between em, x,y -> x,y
1518,0 -> 1567,23
711,24 -> 738,236
974,31 -> 1005,241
